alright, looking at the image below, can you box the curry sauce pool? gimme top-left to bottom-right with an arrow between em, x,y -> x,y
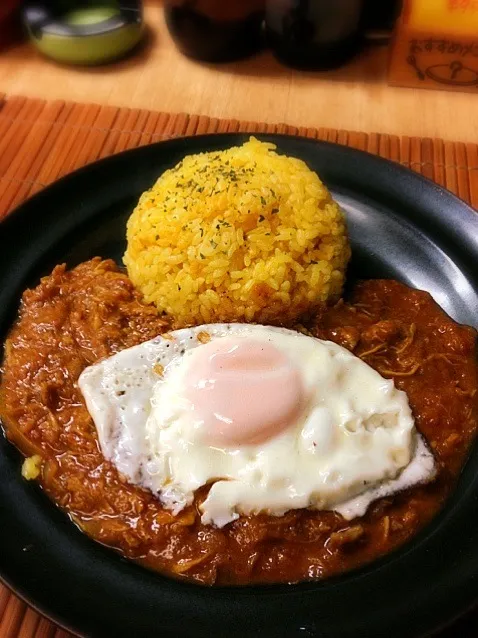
1,260 -> 477,585
124,138 -> 350,327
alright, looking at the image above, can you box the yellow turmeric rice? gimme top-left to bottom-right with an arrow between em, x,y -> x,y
124,138 -> 350,327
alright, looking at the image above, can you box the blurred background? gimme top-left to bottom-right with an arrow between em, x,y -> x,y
0,1 -> 477,142
1,1 -> 402,62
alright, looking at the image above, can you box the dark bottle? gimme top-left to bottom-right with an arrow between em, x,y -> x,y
164,0 -> 265,63
362,0 -> 402,33
266,0 -> 365,71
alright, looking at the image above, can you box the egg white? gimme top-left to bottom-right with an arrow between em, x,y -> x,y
78,324 -> 435,527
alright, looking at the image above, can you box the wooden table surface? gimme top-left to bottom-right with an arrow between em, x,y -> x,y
0,1 -> 477,143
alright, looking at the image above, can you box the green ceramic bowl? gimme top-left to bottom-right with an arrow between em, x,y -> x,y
23,1 -> 144,65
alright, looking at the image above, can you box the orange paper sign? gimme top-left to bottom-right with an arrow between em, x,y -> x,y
389,0 -> 478,92
405,0 -> 478,35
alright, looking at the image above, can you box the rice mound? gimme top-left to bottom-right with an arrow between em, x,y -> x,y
124,138 -> 350,327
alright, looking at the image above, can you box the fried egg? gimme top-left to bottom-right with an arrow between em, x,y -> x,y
78,324 -> 436,527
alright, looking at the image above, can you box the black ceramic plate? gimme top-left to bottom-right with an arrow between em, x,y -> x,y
1,135 -> 478,638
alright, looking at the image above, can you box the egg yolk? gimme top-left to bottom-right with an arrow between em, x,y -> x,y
185,338 -> 306,446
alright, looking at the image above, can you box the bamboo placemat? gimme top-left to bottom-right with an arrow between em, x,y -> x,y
0,94 -> 477,638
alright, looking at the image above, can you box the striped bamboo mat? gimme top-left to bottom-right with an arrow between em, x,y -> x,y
0,94 -> 477,637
